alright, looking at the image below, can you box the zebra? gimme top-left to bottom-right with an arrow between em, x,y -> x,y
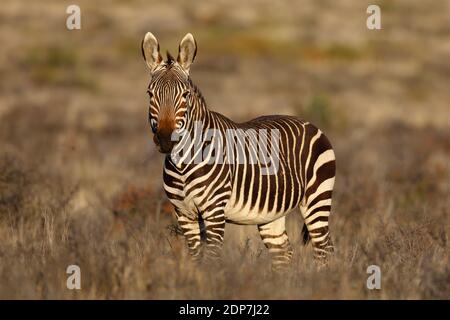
141,32 -> 336,270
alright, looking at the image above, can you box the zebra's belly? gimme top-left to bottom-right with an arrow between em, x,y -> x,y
224,203 -> 296,225
223,167 -> 303,224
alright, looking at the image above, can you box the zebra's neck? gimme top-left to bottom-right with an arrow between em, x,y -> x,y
185,79 -> 218,136
187,79 -> 210,121
167,80 -> 215,171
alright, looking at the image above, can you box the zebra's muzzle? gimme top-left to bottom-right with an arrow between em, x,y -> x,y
154,130 -> 176,153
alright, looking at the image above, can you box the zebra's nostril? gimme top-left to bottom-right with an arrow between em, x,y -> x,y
154,128 -> 175,153
153,134 -> 160,146
158,140 -> 175,153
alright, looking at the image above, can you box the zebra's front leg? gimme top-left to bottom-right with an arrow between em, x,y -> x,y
258,217 -> 293,272
202,208 -> 226,261
177,214 -> 202,260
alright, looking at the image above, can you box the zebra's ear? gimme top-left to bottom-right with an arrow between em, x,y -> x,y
177,33 -> 197,73
142,32 -> 163,71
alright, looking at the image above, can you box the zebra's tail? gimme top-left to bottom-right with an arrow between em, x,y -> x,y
301,224 -> 311,245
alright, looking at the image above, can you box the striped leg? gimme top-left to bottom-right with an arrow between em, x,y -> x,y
202,209 -> 226,261
177,211 -> 202,260
301,132 -> 336,264
258,217 -> 293,272
300,186 -> 334,264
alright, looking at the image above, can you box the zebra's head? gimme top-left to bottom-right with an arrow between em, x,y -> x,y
142,32 -> 197,153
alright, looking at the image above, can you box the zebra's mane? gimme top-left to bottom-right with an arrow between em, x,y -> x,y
187,78 -> 207,108
166,51 -> 175,65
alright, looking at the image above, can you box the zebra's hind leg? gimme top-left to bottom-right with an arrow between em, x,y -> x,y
300,204 -> 334,265
258,217 -> 293,272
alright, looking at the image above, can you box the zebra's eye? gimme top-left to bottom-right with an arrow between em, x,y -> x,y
147,90 -> 154,99
176,119 -> 185,129
182,91 -> 189,99
150,118 -> 158,133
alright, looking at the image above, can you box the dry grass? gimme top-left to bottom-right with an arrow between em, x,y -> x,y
0,0 -> 449,299
1,121 -> 447,299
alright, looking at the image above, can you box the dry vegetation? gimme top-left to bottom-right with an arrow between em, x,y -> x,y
0,0 -> 449,299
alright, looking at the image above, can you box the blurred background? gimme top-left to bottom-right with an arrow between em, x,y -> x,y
0,0 -> 448,299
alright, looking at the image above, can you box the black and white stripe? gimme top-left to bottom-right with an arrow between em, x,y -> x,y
142,32 -> 336,270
